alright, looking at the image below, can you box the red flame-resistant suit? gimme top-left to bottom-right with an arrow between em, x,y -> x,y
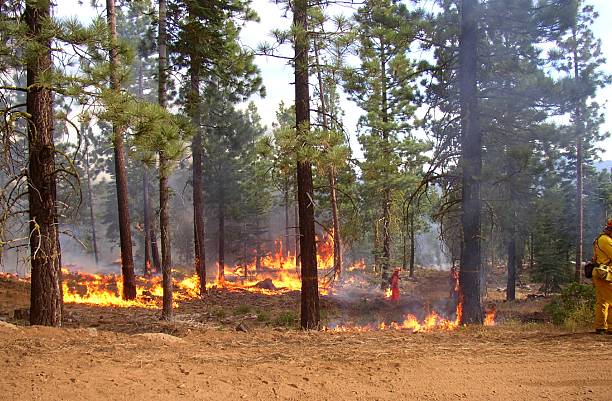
390,270 -> 400,302
592,226 -> 612,332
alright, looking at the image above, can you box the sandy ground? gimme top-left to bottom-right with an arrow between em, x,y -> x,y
1,269 -> 611,401
1,323 -> 611,401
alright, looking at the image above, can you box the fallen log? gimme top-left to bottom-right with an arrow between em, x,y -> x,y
252,278 -> 277,291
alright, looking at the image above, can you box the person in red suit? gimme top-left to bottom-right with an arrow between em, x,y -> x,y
390,269 -> 400,302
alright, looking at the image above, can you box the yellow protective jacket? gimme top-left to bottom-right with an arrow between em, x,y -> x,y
593,233 -> 612,281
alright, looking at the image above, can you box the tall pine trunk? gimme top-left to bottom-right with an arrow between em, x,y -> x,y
294,0 -> 319,329
256,217 -> 262,272
294,193 -> 300,271
106,0 -> 136,300
284,181 -> 290,259
143,168 -> 152,275
27,0 -> 62,326
402,213 -> 407,271
190,52 -> 207,296
313,41 -> 342,280
572,26 -> 583,282
379,39 -> 391,290
84,130 -> 99,266
373,222 -> 380,272
506,234 -> 516,301
217,186 -> 225,282
138,55 -> 151,276
329,168 -> 342,279
159,155 -> 173,320
158,0 -> 173,320
506,160 -> 518,300
458,0 -> 483,324
409,212 -> 415,278
150,222 -> 161,273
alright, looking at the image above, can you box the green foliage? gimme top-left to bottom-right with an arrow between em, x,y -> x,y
255,309 -> 271,323
211,307 -> 227,319
233,305 -> 252,316
273,310 -> 298,327
530,182 -> 574,291
341,0 -> 431,269
129,101 -> 193,173
544,283 -> 595,328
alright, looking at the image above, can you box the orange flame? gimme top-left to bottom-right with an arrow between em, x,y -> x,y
328,300 -> 463,333
484,304 -> 496,326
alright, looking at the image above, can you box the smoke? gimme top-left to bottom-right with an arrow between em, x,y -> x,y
60,232 -> 121,274
324,268 -> 459,329
415,220 -> 451,270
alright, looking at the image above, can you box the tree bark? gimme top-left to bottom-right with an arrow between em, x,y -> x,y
572,25 -> 583,283
243,222 -> 248,279
458,0 -> 483,324
294,192 -> 300,271
284,181 -> 290,259
409,212 -> 415,278
137,54 -> 151,276
217,186 -> 225,282
374,221 -> 380,272
84,128 -> 99,266
190,52 -> 207,295
158,0 -> 172,320
379,38 -> 391,290
106,0 -> 136,300
27,0 -> 62,326
329,168 -> 342,279
313,40 -> 342,280
516,235 -> 525,285
506,234 -> 516,301
150,223 -> 161,273
529,232 -> 534,272
143,167 -> 152,276
294,0 -> 319,329
159,154 -> 173,320
402,214 -> 407,271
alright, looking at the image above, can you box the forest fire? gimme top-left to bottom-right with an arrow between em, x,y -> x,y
59,237 -> 342,306
328,298 -> 495,332
328,299 -> 464,333
56,235 -> 497,330
61,269 -> 200,308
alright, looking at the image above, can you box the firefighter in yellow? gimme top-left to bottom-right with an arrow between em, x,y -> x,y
592,219 -> 612,334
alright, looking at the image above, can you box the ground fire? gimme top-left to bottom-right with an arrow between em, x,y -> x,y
56,237 -> 496,332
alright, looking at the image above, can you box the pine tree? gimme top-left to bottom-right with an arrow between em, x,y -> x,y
344,0 -> 427,288
293,0 -> 319,329
169,0 -> 262,294
106,0 -> 137,300
26,0 -> 62,326
157,0 -> 173,320
547,1 -> 610,281
458,0 -> 483,323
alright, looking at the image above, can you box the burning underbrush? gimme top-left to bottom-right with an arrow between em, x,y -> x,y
60,235 -> 348,308
59,264 -> 495,333
5,238 -> 497,333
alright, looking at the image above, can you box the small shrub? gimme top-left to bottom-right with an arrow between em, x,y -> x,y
233,305 -> 252,316
256,311 -> 270,322
563,303 -> 594,331
274,310 -> 297,327
319,308 -> 329,323
544,282 -> 595,328
211,307 -> 226,319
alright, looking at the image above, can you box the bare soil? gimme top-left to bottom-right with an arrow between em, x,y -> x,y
1,270 -> 611,401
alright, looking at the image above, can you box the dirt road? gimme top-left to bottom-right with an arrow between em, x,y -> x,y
1,322 -> 610,401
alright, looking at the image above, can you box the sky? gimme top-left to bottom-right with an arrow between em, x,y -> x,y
56,0 -> 612,160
